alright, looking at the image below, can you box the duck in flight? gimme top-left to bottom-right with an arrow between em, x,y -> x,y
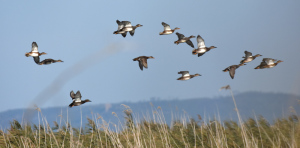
113,20 -> 143,37
192,35 -> 217,57
223,63 -> 245,79
254,58 -> 283,69
159,22 -> 180,35
133,56 -> 155,71
25,42 -> 47,57
240,51 -> 262,64
38,59 -> 63,65
69,91 -> 91,108
177,71 -> 201,81
174,32 -> 195,48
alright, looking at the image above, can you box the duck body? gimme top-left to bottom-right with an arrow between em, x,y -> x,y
223,63 -> 245,79
177,71 -> 200,81
192,35 -> 217,57
159,22 -> 180,35
38,59 -> 63,65
113,20 -> 143,37
25,42 -> 47,57
240,51 -> 262,64
174,32 -> 195,48
254,58 -> 283,69
69,91 -> 91,107
133,56 -> 154,71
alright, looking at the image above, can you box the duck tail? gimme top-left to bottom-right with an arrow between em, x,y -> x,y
192,49 -> 197,55
25,53 -> 29,57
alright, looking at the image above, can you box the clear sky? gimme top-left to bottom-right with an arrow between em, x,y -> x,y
0,1 -> 299,112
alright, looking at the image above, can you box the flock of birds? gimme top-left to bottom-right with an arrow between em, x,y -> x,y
24,20 -> 283,107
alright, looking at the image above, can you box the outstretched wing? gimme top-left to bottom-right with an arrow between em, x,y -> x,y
129,30 -> 135,36
138,61 -> 143,71
162,22 -> 171,31
186,40 -> 194,48
74,91 -> 82,102
263,58 -> 275,65
244,51 -> 252,58
33,56 -> 40,64
197,35 -> 206,48
178,71 -> 190,77
121,32 -> 127,38
141,58 -> 148,69
176,32 -> 185,39
70,91 -> 75,100
31,42 -> 38,52
229,66 -> 236,79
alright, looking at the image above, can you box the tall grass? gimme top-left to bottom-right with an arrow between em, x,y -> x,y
1,91 -> 299,147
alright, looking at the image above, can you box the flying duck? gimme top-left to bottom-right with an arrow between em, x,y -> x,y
240,51 -> 262,64
174,32 -> 195,48
113,20 -> 130,37
254,58 -> 283,69
69,91 -> 91,107
38,59 -> 63,65
133,56 -> 154,71
192,35 -> 217,57
177,71 -> 201,81
223,63 -> 245,79
25,42 -> 47,57
159,22 -> 180,35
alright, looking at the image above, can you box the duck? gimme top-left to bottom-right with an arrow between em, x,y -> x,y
177,71 -> 201,81
159,22 -> 180,35
25,42 -> 47,57
133,56 -> 154,71
223,63 -> 245,79
240,51 -> 262,64
38,59 -> 63,65
174,32 -> 195,48
113,20 -> 130,37
127,24 -> 143,36
254,58 -> 283,69
192,35 -> 217,57
69,91 -> 91,108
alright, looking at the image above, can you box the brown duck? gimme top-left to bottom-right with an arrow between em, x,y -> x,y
254,58 -> 283,69
25,42 -> 47,57
174,32 -> 195,48
177,71 -> 201,81
38,59 -> 63,65
133,56 -> 155,71
223,63 -> 245,79
159,22 -> 180,35
69,91 -> 91,107
240,51 -> 262,64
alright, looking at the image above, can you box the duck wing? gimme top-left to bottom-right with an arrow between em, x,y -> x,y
244,51 -> 252,58
31,42 -> 38,52
138,61 -> 144,71
141,58 -> 148,69
178,71 -> 190,77
70,91 -> 75,100
197,35 -> 206,48
198,52 -> 206,57
121,32 -> 127,37
162,22 -> 171,31
229,66 -> 237,79
33,56 -> 40,64
74,91 -> 82,102
129,30 -> 135,36
176,32 -> 185,40
186,40 -> 194,48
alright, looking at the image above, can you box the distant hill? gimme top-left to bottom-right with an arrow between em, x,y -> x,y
0,92 -> 299,129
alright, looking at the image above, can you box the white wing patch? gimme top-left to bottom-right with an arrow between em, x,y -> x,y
164,25 -> 171,31
197,36 -> 206,48
74,98 -> 81,102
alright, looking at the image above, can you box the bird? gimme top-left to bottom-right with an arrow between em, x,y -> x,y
113,20 -> 130,37
223,63 -> 245,79
254,58 -> 283,69
133,56 -> 155,71
113,20 -> 143,37
38,59 -> 63,65
174,32 -> 195,48
25,42 -> 47,57
177,71 -> 201,81
240,51 -> 262,64
159,22 -> 180,35
69,91 -> 92,108
192,35 -> 217,57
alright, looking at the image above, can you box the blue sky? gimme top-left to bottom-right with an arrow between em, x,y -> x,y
0,1 -> 299,112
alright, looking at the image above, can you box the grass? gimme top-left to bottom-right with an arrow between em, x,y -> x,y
1,88 -> 299,148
